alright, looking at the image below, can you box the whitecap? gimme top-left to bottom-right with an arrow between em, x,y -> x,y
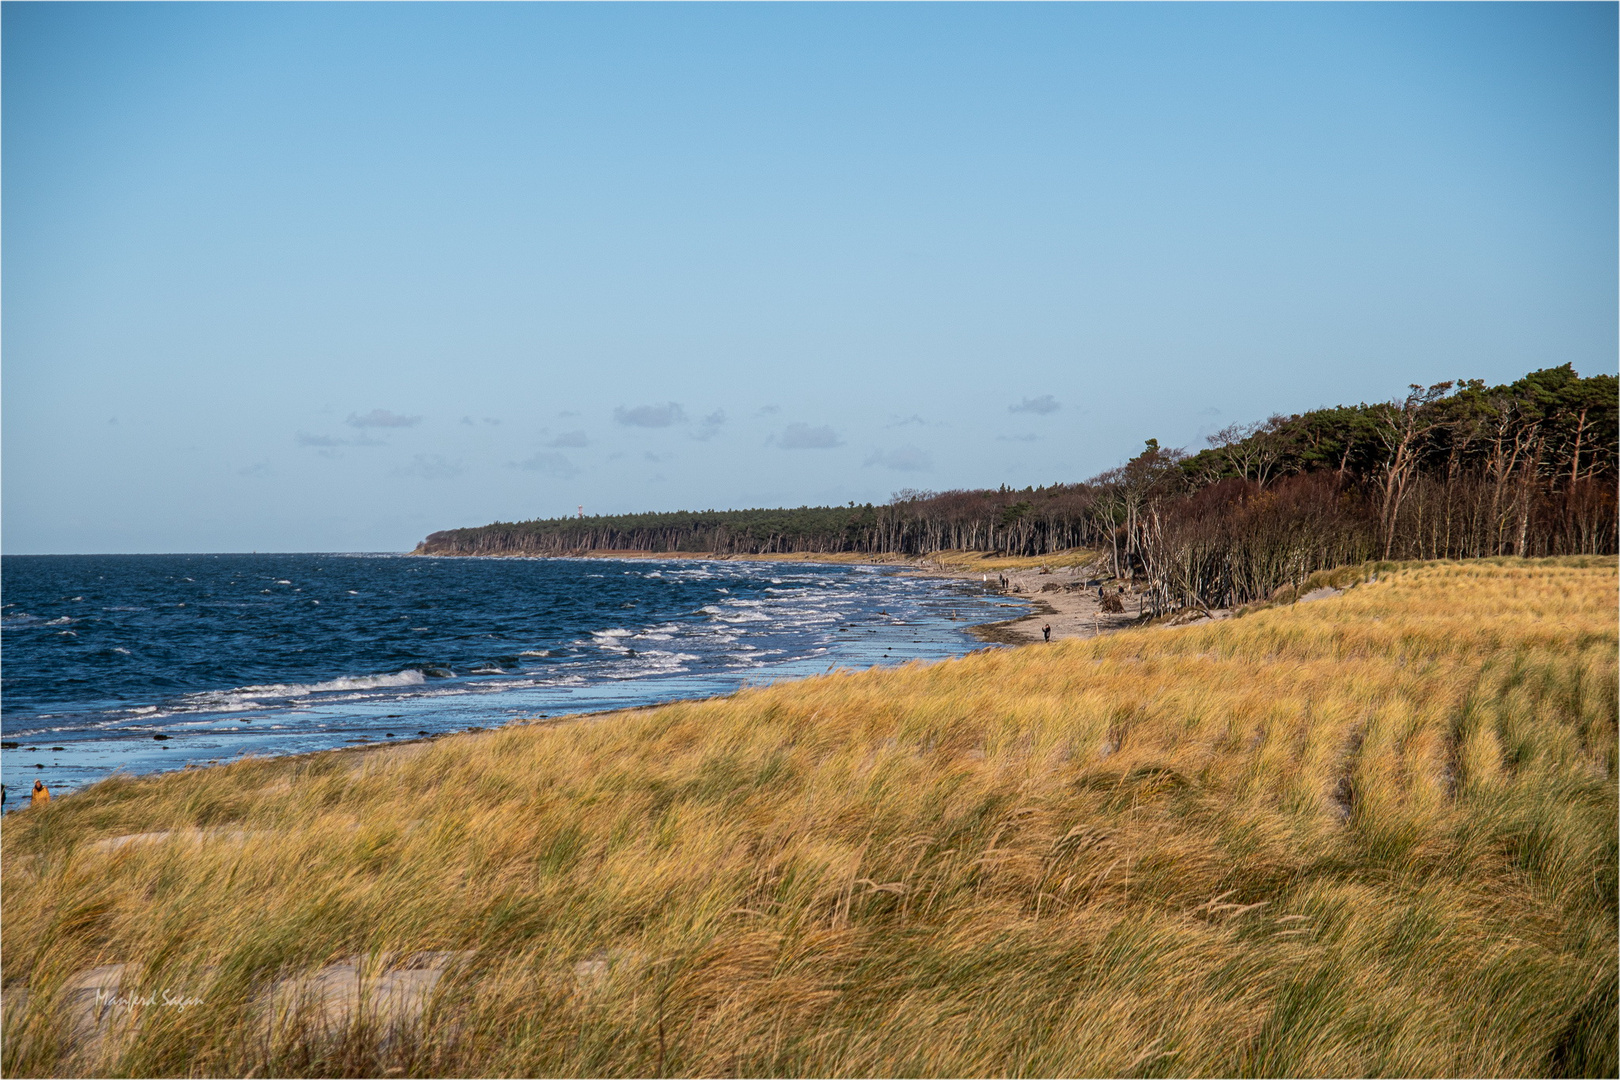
223,669 -> 429,699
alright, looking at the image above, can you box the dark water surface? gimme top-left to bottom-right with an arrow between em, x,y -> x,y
1,554 -> 1025,799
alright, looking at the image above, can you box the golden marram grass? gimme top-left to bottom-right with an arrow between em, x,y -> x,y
3,556 -> 1614,1077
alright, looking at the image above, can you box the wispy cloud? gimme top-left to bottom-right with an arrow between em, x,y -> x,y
1008,395 -> 1060,415
614,402 -> 686,428
545,430 -> 589,448
347,409 -> 423,428
297,431 -> 382,451
460,416 -> 502,427
756,404 -> 781,416
997,434 -> 1039,443
393,454 -> 462,479
509,452 -> 580,479
864,445 -> 933,471
238,461 -> 272,477
693,409 -> 727,441
886,414 -> 929,428
779,423 -> 842,449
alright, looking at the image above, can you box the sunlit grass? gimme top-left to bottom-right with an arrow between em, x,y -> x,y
918,547 -> 1101,572
3,556 -> 1614,1077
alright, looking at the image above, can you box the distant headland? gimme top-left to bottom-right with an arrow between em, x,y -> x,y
417,365 -> 1616,615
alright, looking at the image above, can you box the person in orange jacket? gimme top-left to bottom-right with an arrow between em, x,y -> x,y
30,779 -> 50,807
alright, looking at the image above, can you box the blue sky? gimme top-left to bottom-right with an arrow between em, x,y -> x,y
4,2 -> 1614,554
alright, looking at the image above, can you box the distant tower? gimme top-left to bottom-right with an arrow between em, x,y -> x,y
578,505 -> 584,519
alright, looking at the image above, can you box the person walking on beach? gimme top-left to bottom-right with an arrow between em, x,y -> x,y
30,779 -> 50,807
1042,623 -> 1052,642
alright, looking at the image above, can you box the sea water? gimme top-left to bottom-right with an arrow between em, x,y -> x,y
1,554 -> 1027,800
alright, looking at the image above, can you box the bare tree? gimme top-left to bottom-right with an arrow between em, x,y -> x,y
1207,415 -> 1287,487
1371,382 -> 1453,558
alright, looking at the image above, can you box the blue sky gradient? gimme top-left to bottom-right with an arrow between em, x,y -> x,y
4,2 -> 1615,553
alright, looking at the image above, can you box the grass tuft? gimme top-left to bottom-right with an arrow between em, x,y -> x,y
3,557 -> 1614,1077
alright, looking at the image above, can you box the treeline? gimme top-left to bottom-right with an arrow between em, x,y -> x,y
417,365 -> 1616,611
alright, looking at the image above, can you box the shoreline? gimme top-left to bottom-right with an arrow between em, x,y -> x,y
410,547 -> 1165,645
5,549 -> 1165,806
2,554 -> 1026,803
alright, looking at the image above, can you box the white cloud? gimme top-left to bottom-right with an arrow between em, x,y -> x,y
1008,395 -> 1060,415
347,409 -> 423,428
393,454 -> 463,479
510,452 -> 580,479
780,423 -> 841,449
297,431 -> 381,450
614,402 -> 686,428
693,409 -> 727,441
546,430 -> 589,448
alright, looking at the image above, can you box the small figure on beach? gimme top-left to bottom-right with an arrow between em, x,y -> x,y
31,779 -> 50,807
1042,623 -> 1052,642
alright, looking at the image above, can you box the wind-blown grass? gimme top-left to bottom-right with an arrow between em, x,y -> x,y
3,557 -> 1615,1077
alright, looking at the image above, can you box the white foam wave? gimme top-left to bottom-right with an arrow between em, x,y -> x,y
226,670 -> 429,699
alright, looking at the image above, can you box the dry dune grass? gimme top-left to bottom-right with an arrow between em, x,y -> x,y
2,556 -> 1615,1077
919,547 -> 1100,573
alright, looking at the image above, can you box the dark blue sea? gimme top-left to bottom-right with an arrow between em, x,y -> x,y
1,554 -> 1025,802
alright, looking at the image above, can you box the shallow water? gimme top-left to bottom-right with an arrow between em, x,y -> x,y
1,553 -> 1026,800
